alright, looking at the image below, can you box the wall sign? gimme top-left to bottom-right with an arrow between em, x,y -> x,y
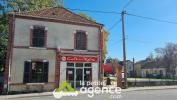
61,56 -> 98,62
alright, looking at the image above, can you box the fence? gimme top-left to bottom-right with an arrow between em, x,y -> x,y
128,72 -> 177,87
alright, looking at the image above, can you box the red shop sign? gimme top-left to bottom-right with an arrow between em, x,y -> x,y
61,56 -> 98,62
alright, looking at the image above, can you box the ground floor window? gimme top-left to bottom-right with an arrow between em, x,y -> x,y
66,63 -> 92,88
23,60 -> 49,83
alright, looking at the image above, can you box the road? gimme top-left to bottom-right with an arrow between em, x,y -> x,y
8,89 -> 177,100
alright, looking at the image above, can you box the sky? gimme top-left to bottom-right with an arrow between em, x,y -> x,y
1,0 -> 177,62
64,0 -> 177,61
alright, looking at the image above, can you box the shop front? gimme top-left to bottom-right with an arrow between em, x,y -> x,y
60,55 -> 99,89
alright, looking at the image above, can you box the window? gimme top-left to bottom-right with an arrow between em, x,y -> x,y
31,26 -> 46,47
75,31 -> 87,50
67,63 -> 74,67
23,60 -> 49,83
85,63 -> 92,67
76,63 -> 83,67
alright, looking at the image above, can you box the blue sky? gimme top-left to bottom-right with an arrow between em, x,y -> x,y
1,0 -> 177,61
64,0 -> 177,61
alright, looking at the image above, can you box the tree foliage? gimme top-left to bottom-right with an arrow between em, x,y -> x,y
0,1 -> 8,72
155,43 -> 177,77
143,43 -> 177,78
4,0 -> 63,11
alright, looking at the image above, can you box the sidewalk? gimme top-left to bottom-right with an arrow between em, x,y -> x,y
1,85 -> 177,99
0,92 -> 52,99
122,85 -> 177,92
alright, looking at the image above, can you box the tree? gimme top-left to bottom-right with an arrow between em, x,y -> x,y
155,43 -> 177,78
0,1 -> 8,73
79,12 -> 109,62
4,0 -> 63,11
110,58 -> 119,74
102,29 -> 109,61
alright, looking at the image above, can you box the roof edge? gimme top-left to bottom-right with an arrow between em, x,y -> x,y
8,7 -> 104,27
14,14 -> 103,28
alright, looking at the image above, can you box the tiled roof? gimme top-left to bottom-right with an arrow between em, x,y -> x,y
14,7 -> 103,27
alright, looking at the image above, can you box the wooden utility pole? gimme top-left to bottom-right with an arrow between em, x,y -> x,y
133,58 -> 135,74
121,11 -> 128,88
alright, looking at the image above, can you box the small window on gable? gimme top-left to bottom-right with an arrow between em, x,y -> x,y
32,26 -> 46,47
75,31 -> 87,50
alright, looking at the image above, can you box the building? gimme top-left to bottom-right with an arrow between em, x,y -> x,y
126,60 -> 133,77
141,67 -> 166,78
134,63 -> 142,77
4,7 -> 103,92
140,60 -> 166,78
119,60 -> 133,77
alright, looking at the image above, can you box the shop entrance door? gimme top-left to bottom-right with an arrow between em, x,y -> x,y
75,68 -> 83,89
66,63 -> 92,89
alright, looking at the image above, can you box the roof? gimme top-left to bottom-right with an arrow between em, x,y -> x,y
13,7 -> 103,27
141,61 -> 166,69
142,66 -> 166,69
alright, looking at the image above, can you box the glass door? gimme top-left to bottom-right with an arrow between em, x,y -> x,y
75,68 -> 83,89
66,62 -> 92,89
66,63 -> 75,88
84,68 -> 92,87
66,68 -> 75,88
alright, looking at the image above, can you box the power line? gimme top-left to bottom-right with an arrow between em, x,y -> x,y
66,8 -> 120,14
128,39 -> 165,45
108,39 -> 122,50
122,0 -> 134,10
9,3 -> 121,14
108,18 -> 122,31
126,13 -> 177,25
107,18 -> 122,41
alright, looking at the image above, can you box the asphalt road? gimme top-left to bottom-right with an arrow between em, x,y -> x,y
8,89 -> 177,100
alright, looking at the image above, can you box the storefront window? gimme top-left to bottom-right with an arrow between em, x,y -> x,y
67,63 -> 74,67
85,63 -> 92,67
76,63 -> 83,67
66,62 -> 92,88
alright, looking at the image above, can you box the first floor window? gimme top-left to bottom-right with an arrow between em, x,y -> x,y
23,60 -> 49,83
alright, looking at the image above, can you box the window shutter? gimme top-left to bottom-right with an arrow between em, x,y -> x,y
23,61 -> 31,83
43,61 -> 49,82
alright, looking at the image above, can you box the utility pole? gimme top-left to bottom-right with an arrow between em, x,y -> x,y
121,11 -> 128,89
133,58 -> 135,75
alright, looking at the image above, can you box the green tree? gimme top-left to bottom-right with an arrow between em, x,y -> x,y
4,0 -> 63,11
79,13 -> 109,62
0,1 -> 8,73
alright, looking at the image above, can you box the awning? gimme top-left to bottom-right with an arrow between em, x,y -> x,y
101,64 -> 113,73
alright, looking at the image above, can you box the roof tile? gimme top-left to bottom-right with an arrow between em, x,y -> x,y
15,7 -> 102,26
